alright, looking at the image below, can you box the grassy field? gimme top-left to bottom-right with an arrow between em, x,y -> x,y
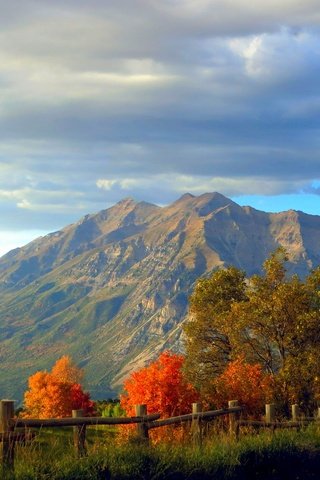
4,424 -> 320,479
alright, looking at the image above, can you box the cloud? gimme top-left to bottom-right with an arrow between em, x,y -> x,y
0,0 -> 320,234
94,173 -> 313,203
96,179 -> 117,190
16,199 -> 32,209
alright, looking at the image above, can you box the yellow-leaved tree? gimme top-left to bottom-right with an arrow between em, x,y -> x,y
184,248 -> 320,415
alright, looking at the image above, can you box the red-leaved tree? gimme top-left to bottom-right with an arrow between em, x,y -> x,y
120,351 -> 199,418
210,356 -> 272,416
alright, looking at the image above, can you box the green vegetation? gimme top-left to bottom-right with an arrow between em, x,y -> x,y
5,425 -> 320,479
184,248 -> 320,414
184,266 -> 247,382
95,399 -> 125,417
2,192 -> 320,403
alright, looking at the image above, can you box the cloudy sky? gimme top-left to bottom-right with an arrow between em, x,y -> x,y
1,0 -> 320,256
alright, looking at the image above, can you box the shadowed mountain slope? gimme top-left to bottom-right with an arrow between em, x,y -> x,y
1,192 -> 320,401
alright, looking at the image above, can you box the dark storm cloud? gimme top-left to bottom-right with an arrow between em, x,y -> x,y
1,0 -> 320,235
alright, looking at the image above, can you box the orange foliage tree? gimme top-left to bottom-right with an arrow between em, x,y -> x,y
51,355 -> 83,383
210,356 -> 272,416
120,351 -> 199,418
23,355 -> 95,418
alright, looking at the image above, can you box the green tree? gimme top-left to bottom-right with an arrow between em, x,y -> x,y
183,266 -> 247,390
184,249 -> 320,413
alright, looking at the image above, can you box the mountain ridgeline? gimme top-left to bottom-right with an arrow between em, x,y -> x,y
1,192 -> 320,400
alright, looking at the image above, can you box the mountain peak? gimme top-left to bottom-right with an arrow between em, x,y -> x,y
1,191 -> 320,401
191,191 -> 237,215
115,197 -> 137,207
197,191 -> 232,203
171,193 -> 196,206
178,192 -> 195,201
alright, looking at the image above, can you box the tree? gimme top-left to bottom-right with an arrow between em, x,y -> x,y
183,266 -> 247,390
229,251 -> 320,411
51,355 -> 83,384
23,356 -> 95,418
184,249 -> 320,413
210,356 -> 272,416
70,383 -> 95,414
120,351 -> 199,418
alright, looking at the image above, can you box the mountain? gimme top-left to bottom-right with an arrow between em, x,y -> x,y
1,192 -> 320,401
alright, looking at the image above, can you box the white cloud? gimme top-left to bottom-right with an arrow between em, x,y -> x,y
119,178 -> 142,189
96,173 -> 313,200
0,0 -> 320,237
17,199 -> 32,209
96,179 -> 117,190
0,186 -> 86,213
96,177 -> 146,191
229,29 -> 320,84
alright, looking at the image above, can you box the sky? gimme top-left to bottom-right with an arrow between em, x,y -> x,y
1,0 -> 320,257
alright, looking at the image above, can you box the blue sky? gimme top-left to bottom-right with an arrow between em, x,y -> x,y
1,0 -> 320,256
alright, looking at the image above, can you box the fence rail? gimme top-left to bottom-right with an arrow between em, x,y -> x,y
13,412 -> 161,428
147,406 -> 242,429
2,399 -> 320,476
0,398 -> 242,475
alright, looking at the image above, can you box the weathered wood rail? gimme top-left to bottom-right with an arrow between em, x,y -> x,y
238,403 -> 320,431
13,413 -> 161,428
147,406 -> 242,429
2,399 -> 320,476
0,399 -> 242,475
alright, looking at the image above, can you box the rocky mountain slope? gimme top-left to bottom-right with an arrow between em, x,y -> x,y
1,192 -> 320,401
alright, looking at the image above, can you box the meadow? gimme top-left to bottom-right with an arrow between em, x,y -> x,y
5,423 -> 320,480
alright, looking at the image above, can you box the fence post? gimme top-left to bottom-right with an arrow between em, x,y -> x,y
228,400 -> 239,438
72,409 -> 86,457
291,404 -> 299,422
192,402 -> 202,447
135,404 -> 149,443
0,399 -> 15,475
265,403 -> 276,423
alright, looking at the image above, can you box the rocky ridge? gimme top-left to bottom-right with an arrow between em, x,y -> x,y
0,192 -> 320,400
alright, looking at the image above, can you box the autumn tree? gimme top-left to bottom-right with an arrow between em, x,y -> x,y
183,266 -> 247,389
184,248 -> 320,413
210,357 -> 272,416
120,351 -> 199,418
51,355 -> 83,384
229,250 -> 320,411
23,356 -> 95,418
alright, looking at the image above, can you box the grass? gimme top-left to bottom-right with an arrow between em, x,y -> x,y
3,424 -> 320,479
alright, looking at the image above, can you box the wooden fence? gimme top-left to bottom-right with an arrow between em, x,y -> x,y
0,399 -> 242,475
2,399 -> 320,475
239,403 -> 320,431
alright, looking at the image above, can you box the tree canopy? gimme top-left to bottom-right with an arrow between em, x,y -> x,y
184,249 -> 320,412
211,356 -> 272,416
120,351 -> 199,418
23,355 -> 95,418
184,266 -> 247,388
